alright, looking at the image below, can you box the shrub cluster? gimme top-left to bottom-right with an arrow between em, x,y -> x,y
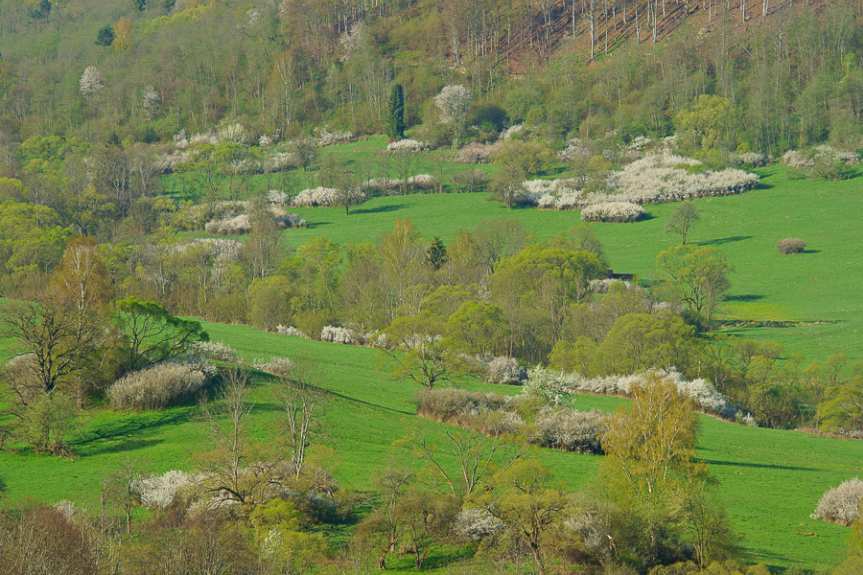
811,479 -> 863,526
417,388 -> 509,423
732,151 -> 768,167
205,214 -> 251,235
605,154 -> 759,204
782,145 -> 858,169
528,367 -> 733,417
189,341 -> 237,362
417,388 -> 607,452
131,470 -> 199,509
320,325 -> 361,344
107,363 -> 213,410
360,175 -> 438,195
204,211 -> 306,235
253,357 -> 295,379
315,128 -> 355,147
386,139 -> 430,153
777,238 -> 806,254
275,325 -> 308,338
580,201 -> 645,222
454,508 -> 504,541
456,142 -> 497,163
291,187 -> 367,207
530,408 -> 608,454
486,356 -> 528,385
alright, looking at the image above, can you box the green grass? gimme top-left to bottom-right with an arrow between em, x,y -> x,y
4,146 -> 863,570
162,136 -> 494,202
1,323 -> 861,571
262,163 -> 861,364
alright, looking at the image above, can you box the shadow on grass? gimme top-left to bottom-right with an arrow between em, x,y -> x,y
725,294 -> 765,302
304,221 -> 332,229
698,235 -> 753,246
69,410 -> 195,455
351,204 -> 406,215
698,458 -> 819,472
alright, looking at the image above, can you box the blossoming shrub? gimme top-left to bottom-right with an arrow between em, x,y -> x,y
812,479 -> 863,526
605,153 -> 759,203
527,367 -> 733,417
386,139 -> 429,153
320,325 -> 361,344
454,508 -> 504,541
581,201 -> 645,222
530,408 -> 608,454
276,325 -> 308,338
291,187 -> 367,207
253,357 -> 295,379
486,356 -> 528,385
205,214 -> 251,234
131,470 -> 199,509
456,142 -> 497,163
108,363 -> 213,410
190,341 -> 237,362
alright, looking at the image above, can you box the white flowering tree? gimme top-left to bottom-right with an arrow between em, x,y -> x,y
79,65 -> 104,98
434,84 -> 472,147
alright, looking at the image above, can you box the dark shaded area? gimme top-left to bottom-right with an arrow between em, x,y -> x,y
351,203 -> 406,215
725,294 -> 765,302
697,458 -> 819,473
698,235 -> 753,246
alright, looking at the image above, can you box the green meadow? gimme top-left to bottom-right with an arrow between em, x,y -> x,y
3,139 -> 862,571
1,324 -> 861,571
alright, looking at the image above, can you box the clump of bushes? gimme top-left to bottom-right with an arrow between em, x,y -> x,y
417,388 -> 508,423
456,142 -> 497,163
291,187 -> 367,208
811,479 -> 863,526
530,408 -> 608,454
204,212 -> 306,235
605,153 -> 759,203
190,341 -> 237,362
253,357 -> 295,379
386,139 -> 429,153
131,470 -> 200,509
454,508 -> 504,541
417,388 -> 607,453
320,325 -> 361,344
275,325 -> 308,338
360,175 -> 438,195
486,356 -> 528,385
782,146 -> 859,180
528,367 -> 733,417
777,238 -> 806,254
581,201 -> 645,222
107,362 -> 213,410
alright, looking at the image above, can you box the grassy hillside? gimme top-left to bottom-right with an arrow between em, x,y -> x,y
0,321 -> 860,570
170,138 -> 863,364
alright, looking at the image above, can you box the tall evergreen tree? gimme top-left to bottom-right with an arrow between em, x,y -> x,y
388,84 -> 406,141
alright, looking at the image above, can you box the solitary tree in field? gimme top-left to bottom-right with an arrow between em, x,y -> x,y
666,202 -> 699,244
388,84 -> 406,141
656,244 -> 731,325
